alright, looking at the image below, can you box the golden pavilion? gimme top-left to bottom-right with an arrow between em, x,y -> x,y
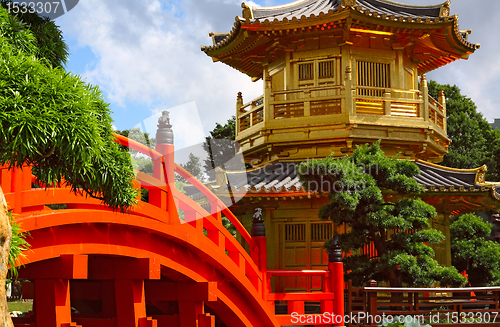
201,0 -> 499,290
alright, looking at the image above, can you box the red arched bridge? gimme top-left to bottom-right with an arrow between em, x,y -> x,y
2,133 -> 343,327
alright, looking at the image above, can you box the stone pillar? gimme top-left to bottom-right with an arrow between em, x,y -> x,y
154,111 -> 178,223
251,208 -> 267,296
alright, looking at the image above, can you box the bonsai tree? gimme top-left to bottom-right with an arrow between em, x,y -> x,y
299,141 -> 466,287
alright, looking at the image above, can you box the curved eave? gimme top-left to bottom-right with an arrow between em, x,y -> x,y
202,22 -> 268,78
415,159 -> 486,173
202,7 -> 477,77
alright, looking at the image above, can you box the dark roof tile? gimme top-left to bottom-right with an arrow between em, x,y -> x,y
250,0 -> 443,23
224,160 -> 483,193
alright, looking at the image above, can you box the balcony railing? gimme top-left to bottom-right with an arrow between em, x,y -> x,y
236,83 -> 445,135
429,94 -> 446,130
238,95 -> 264,132
355,86 -> 421,117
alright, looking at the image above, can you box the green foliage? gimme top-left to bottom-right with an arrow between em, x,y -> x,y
428,81 -> 500,181
0,6 -> 137,212
202,116 -> 236,180
115,128 -> 156,177
8,212 -> 29,278
450,213 -> 500,286
177,153 -> 204,183
0,5 -> 37,56
222,215 -> 237,238
299,141 -> 466,287
0,0 -> 68,67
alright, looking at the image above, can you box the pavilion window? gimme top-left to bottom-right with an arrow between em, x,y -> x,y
356,61 -> 390,97
311,222 -> 333,241
286,223 -> 306,241
318,60 -> 334,79
298,62 -> 314,80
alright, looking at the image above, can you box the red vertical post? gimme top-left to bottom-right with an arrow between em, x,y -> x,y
155,111 -> 178,223
34,279 -> 73,327
150,157 -> 167,211
328,236 -> 344,326
114,279 -> 147,327
178,301 -> 204,327
12,167 -> 23,214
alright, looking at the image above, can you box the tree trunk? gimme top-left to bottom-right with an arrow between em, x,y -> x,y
0,187 -> 14,326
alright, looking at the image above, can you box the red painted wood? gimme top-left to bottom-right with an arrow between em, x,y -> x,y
198,313 -> 215,327
1,134 -> 288,327
329,262 -> 344,326
34,279 -> 73,327
17,254 -> 88,280
114,279 -> 147,327
267,293 -> 334,301
179,301 -> 204,327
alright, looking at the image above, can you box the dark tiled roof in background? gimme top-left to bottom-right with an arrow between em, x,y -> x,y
413,162 -> 477,188
251,0 -> 443,23
219,161 -> 486,193
213,34 -> 229,44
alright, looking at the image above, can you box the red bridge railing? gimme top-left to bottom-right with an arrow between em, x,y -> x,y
112,134 -> 265,295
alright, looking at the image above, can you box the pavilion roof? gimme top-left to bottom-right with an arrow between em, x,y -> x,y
202,0 -> 479,77
249,0 -> 445,22
208,159 -> 499,196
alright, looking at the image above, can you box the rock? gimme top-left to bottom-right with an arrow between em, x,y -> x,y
0,187 -> 14,327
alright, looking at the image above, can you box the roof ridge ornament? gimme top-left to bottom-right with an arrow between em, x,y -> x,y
341,0 -> 356,7
242,2 -> 254,20
440,0 -> 451,17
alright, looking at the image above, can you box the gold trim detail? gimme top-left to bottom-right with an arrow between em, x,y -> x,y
342,0 -> 356,7
475,166 -> 487,184
492,187 -> 500,201
415,159 -> 485,173
439,0 -> 451,17
215,167 -> 228,186
241,3 -> 254,20
376,0 -> 446,9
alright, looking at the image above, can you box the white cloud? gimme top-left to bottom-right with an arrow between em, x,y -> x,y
58,0 -> 262,144
58,0 -> 500,136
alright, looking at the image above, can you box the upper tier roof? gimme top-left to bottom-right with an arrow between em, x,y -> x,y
250,0 -> 445,22
202,0 -> 478,76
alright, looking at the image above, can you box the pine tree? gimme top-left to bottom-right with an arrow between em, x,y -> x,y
299,141 -> 466,287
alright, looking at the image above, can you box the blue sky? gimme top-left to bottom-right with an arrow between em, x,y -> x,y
54,0 -> 500,160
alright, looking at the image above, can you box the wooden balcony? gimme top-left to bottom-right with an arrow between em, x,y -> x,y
236,85 -> 446,135
235,76 -> 448,163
